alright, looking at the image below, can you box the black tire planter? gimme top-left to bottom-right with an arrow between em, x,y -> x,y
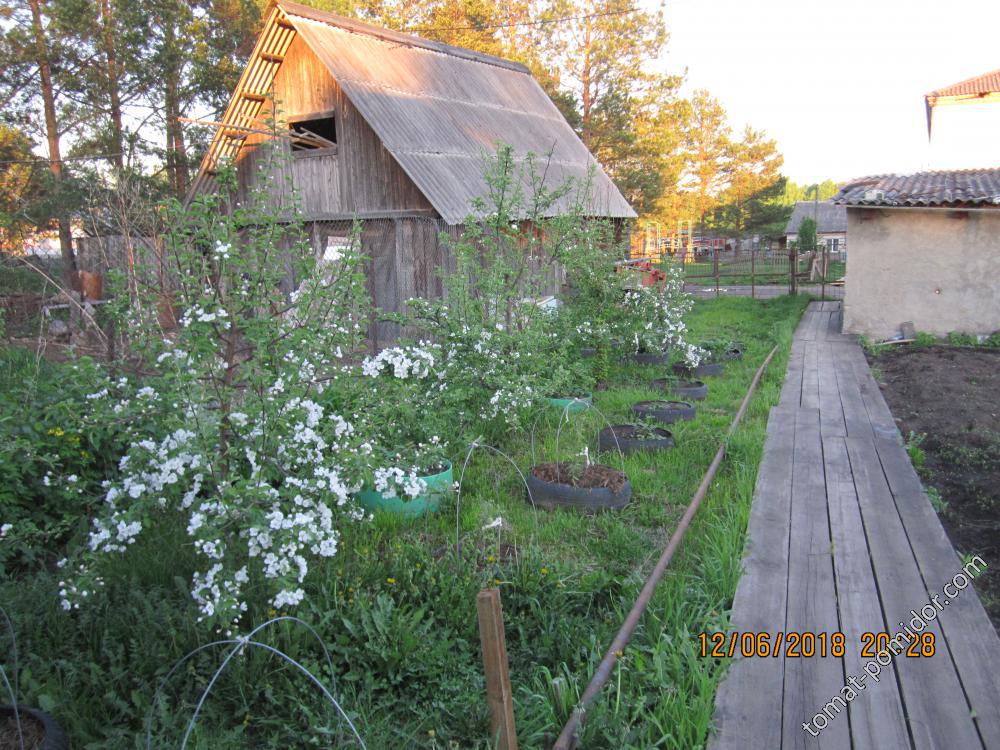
631,399 -> 696,425
526,470 -> 632,512
671,379 -> 708,400
721,345 -> 745,361
673,361 -> 724,378
598,424 -> 674,455
632,351 -> 670,366
650,378 -> 708,401
581,340 -> 622,359
0,705 -> 70,750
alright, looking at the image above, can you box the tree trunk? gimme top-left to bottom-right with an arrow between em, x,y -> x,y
28,0 -> 77,290
163,21 -> 188,198
580,10 -> 593,146
164,73 -> 188,197
99,0 -> 125,171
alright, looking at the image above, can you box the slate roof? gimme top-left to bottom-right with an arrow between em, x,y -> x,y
834,169 -> 1000,208
193,1 -> 636,223
784,201 -> 847,235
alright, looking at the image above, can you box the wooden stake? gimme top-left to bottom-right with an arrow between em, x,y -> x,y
477,588 -> 518,750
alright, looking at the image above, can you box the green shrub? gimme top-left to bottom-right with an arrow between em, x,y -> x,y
948,331 -> 978,346
0,351 -> 128,573
906,431 -> 927,469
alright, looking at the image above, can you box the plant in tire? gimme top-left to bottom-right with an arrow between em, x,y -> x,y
623,263 -> 703,364
322,342 -> 450,483
402,145 -> 601,442
57,152 -> 387,630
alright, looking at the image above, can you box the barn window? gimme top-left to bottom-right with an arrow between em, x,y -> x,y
289,114 -> 337,151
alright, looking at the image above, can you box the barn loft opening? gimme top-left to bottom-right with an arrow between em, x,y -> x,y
289,113 -> 337,151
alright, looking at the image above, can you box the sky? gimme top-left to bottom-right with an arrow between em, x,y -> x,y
649,0 -> 1000,184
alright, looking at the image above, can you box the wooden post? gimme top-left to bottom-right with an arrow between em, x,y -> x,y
821,244 -> 827,301
713,247 -> 720,297
789,244 -> 798,295
477,588 -> 518,750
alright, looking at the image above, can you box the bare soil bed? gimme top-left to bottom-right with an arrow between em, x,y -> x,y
530,462 -> 628,492
869,345 -> 1000,629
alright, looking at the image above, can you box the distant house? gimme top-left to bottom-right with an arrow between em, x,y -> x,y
783,202 -> 847,253
180,1 -> 634,343
833,169 -> 1000,339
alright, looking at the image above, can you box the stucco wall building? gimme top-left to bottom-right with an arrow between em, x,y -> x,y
835,169 -> 1000,339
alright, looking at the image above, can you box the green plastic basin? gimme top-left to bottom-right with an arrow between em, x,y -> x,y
356,460 -> 453,517
546,394 -> 593,414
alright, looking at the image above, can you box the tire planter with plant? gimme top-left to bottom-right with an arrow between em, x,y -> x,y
671,379 -> 708,400
673,360 -> 724,378
355,460 -> 453,517
0,705 -> 69,750
721,343 -> 745,361
631,350 -> 670,366
597,424 -> 674,455
546,394 -> 593,413
526,462 -> 632,511
631,399 -> 696,425
650,378 -> 708,401
581,340 -> 621,358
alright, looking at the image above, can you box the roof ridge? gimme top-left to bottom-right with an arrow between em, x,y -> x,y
834,168 -> 1000,207
275,0 -> 531,74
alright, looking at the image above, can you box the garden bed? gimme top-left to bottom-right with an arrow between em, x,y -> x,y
530,462 -> 627,493
868,345 -> 1000,630
0,295 -> 809,748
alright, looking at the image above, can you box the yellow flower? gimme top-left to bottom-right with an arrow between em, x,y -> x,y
386,577 -> 396,585
540,567 -> 549,575
494,578 -> 501,585
487,555 -> 496,563
47,427 -> 65,437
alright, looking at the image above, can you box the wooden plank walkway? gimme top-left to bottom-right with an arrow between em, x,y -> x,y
710,301 -> 1000,750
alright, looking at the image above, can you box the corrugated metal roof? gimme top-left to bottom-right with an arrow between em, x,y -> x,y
926,69 -> 1000,100
833,169 -> 1000,208
784,201 -> 846,234
193,1 -> 635,223
282,4 -> 635,223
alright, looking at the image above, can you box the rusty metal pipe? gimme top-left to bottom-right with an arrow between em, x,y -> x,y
551,345 -> 779,750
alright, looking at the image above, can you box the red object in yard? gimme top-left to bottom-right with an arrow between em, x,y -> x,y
615,259 -> 667,290
78,271 -> 103,301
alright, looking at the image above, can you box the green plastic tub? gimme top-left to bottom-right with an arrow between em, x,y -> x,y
356,460 -> 453,517
547,394 -> 593,414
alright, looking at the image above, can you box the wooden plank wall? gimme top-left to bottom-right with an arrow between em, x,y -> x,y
76,235 -> 165,289
234,34 -> 432,218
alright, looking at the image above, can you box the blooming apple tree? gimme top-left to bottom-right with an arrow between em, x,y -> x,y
60,160 -> 383,628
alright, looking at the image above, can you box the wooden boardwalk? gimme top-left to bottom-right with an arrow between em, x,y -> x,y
710,301 -> 1000,750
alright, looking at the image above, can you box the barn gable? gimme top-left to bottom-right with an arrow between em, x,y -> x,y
191,0 -> 636,224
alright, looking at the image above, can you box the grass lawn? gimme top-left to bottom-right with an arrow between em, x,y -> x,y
0,294 -> 809,749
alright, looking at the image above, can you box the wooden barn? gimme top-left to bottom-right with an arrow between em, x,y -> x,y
186,0 -> 635,343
